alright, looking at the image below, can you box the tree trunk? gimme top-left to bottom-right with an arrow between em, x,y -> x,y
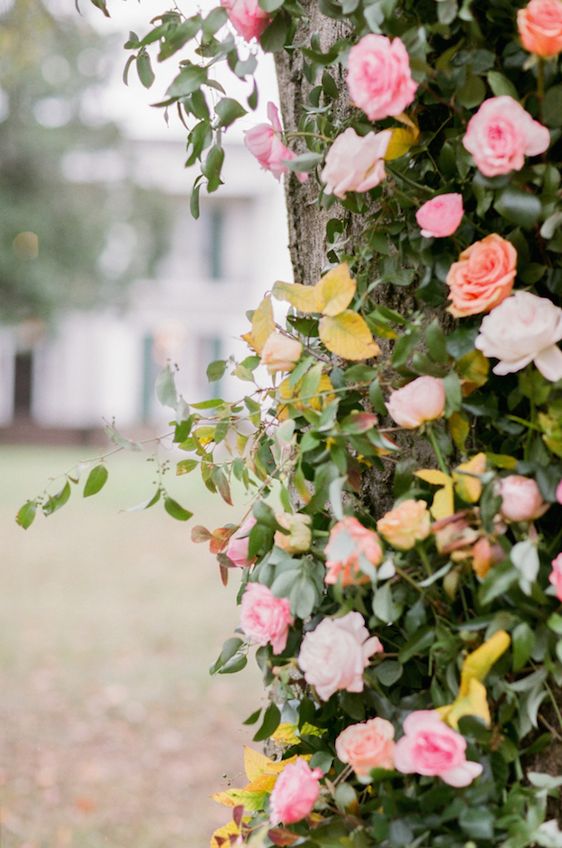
274,8 -> 562,820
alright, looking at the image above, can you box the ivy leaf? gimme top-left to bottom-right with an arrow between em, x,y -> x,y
319,311 -> 381,360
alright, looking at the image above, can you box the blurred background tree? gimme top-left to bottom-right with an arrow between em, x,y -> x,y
0,0 -> 168,322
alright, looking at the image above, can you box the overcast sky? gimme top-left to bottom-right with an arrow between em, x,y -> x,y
83,0 -> 279,140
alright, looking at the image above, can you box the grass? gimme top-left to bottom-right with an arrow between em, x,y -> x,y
0,445 -> 262,848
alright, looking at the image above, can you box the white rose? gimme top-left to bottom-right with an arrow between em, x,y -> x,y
260,332 -> 302,374
475,291 -> 562,381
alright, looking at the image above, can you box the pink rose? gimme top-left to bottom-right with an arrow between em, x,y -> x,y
221,0 -> 270,42
260,332 -> 303,373
269,758 -> 323,825
499,475 -> 548,522
226,516 -> 256,567
347,34 -> 418,121
244,103 -> 308,182
240,583 -> 293,654
475,291 -> 562,381
394,710 -> 483,787
416,193 -> 464,238
298,612 -> 383,701
387,376 -> 445,429
549,553 -> 562,601
325,516 -> 384,586
446,234 -> 517,318
518,0 -> 562,57
336,717 -> 395,778
321,128 -> 391,199
463,96 -> 550,177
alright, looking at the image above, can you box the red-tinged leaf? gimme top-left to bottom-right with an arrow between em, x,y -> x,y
219,564 -> 229,587
233,805 -> 245,827
191,525 -> 212,543
268,828 -> 300,846
210,525 -> 236,554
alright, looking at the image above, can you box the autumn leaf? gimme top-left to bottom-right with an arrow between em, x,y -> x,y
210,820 -> 243,848
319,311 -> 380,360
272,281 -> 323,313
273,263 -> 356,316
384,126 -> 419,161
453,453 -> 486,504
437,678 -> 490,728
242,294 -> 275,354
415,468 -> 454,519
277,373 -> 335,420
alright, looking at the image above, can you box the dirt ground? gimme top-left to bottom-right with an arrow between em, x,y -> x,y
0,446 -> 263,848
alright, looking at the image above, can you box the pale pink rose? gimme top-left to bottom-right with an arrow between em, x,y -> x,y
463,96 -> 550,177
298,612 -> 383,701
499,475 -> 548,522
321,128 -> 391,199
518,0 -> 562,57
394,710 -> 483,787
260,332 -> 303,374
475,291 -> 562,381
325,516 -> 384,586
446,234 -> 517,318
347,34 -> 418,121
240,583 -> 293,654
557,480 -> 562,504
387,376 -> 445,429
336,718 -> 395,778
245,102 -> 308,182
221,0 -> 270,42
416,193 -> 464,238
377,499 -> 431,550
274,512 -> 312,554
226,516 -> 256,567
549,552 -> 562,601
269,758 -> 323,825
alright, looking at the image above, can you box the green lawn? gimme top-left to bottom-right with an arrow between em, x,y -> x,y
0,445 -> 262,848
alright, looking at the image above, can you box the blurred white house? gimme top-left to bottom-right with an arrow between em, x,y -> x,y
0,138 -> 290,437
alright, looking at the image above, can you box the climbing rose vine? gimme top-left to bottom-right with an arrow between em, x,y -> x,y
19,0 -> 562,845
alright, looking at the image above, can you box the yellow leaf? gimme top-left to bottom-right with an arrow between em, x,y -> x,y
437,678 -> 491,729
277,373 -> 335,420
456,349 -> 489,396
415,469 -> 451,487
431,482 -> 455,520
210,820 -> 242,848
273,263 -> 356,317
459,630 -> 511,697
242,294 -> 275,354
211,788 -> 269,811
244,746 -> 276,782
449,411 -> 470,451
272,722 -> 300,746
319,311 -> 380,360
315,263 -> 356,316
453,453 -> 486,504
486,452 -> 518,470
384,126 -> 419,161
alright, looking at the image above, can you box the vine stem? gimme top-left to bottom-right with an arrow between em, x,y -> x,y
417,545 -> 433,580
285,130 -> 332,143
545,682 -> 562,732
425,425 -> 449,475
537,58 -> 545,117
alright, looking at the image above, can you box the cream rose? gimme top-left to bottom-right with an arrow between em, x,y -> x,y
274,512 -> 312,554
321,128 -> 391,199
387,376 -> 445,429
336,717 -> 395,779
261,332 -> 303,374
377,499 -> 431,550
475,291 -> 562,381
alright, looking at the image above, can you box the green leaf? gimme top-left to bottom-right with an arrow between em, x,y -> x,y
136,50 -> 155,88
459,805 -> 494,840
443,371 -> 462,415
478,560 -> 517,605
202,7 -> 227,36
215,97 -> 247,128
259,12 -> 289,52
203,145 -> 225,193
16,500 -> 37,530
375,660 -> 403,686
259,0 -> 285,11
543,84 -> 562,128
486,71 -> 518,99
210,636 -> 246,674
155,364 -> 178,409
284,152 -> 323,173
43,481 -> 71,516
167,65 -> 207,98
207,359 -> 227,382
398,627 -> 435,663
164,496 -> 193,521
83,465 -> 109,498
373,583 -> 403,624
495,187 -> 542,229
457,72 -> 486,108
253,702 -> 281,741
426,319 -> 448,363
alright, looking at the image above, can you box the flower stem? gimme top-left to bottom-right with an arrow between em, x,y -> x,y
426,425 -> 449,475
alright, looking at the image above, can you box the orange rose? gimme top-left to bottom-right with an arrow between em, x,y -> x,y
518,0 -> 562,58
446,234 -> 517,318
377,499 -> 430,550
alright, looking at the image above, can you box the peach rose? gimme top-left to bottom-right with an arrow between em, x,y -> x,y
240,583 -> 293,654
260,332 -> 302,374
446,234 -> 517,318
336,717 -> 395,778
472,537 -> 505,579
245,103 -> 308,183
475,291 -> 562,381
221,0 -> 270,41
269,758 -> 323,825
549,552 -> 562,601
377,499 -> 431,550
499,475 -> 548,522
387,376 -> 445,429
394,710 -> 483,787
274,512 -> 312,554
321,128 -> 391,198
518,0 -> 562,57
225,516 -> 256,567
324,516 -> 383,586
347,34 -> 417,121
416,193 -> 464,238
298,612 -> 383,701
463,96 -> 550,177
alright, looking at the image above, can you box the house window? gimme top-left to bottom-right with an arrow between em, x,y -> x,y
13,350 -> 33,418
140,333 -> 157,423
